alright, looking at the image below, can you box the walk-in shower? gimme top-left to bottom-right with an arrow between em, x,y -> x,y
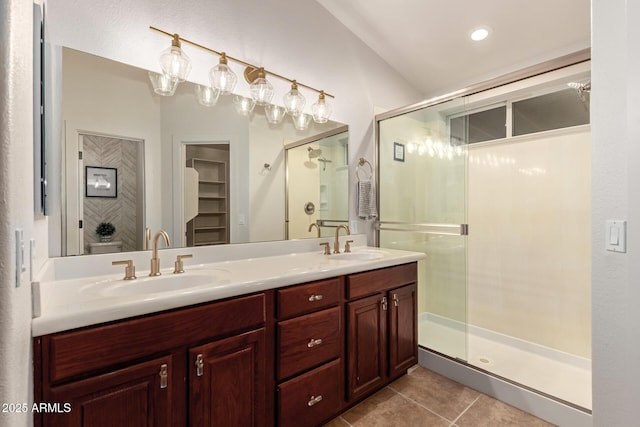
376,59 -> 592,426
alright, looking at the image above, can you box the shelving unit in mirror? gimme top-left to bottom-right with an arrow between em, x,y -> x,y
186,158 -> 229,246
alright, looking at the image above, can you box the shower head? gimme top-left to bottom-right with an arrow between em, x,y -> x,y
307,147 -> 322,159
568,80 -> 591,108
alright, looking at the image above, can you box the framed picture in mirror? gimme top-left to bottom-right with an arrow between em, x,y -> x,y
86,166 -> 117,198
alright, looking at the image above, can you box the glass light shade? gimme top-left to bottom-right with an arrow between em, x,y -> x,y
292,112 -> 312,131
249,69 -> 274,106
283,81 -> 306,116
195,85 -> 219,107
148,71 -> 178,96
209,54 -> 237,95
233,95 -> 256,116
311,92 -> 332,123
264,104 -> 285,124
159,43 -> 192,82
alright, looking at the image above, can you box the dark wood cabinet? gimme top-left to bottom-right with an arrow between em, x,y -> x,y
345,264 -> 418,403
34,262 -> 418,427
275,278 -> 345,427
347,293 -> 387,400
189,329 -> 266,427
35,293 -> 267,427
45,356 -> 172,427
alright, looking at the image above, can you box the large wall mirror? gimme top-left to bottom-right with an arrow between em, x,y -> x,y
49,47 -> 348,256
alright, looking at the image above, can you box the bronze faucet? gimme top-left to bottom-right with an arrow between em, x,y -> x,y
308,223 -> 321,238
334,224 -> 350,254
150,230 -> 171,276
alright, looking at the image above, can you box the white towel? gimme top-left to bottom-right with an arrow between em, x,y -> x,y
357,180 -> 378,219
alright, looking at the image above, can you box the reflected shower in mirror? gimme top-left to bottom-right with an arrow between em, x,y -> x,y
286,129 -> 349,239
52,47 -> 348,256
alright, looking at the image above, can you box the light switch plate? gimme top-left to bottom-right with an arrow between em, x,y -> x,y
606,220 -> 627,253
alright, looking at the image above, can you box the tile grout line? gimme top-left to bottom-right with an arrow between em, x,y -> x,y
450,394 -> 481,426
386,384 -> 455,425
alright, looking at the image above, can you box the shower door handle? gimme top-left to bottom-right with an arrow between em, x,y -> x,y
377,221 -> 469,236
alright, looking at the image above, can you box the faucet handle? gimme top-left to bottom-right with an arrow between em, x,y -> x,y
319,242 -> 331,255
174,254 -> 193,274
344,240 -> 354,253
112,260 -> 137,280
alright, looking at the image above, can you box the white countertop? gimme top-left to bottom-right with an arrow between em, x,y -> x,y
32,236 -> 425,337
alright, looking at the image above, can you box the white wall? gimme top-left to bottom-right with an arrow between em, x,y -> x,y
0,2 -> 41,427
591,0 -> 640,424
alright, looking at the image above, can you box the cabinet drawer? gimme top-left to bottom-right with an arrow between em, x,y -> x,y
347,263 -> 417,299
46,293 -> 265,383
277,307 -> 341,380
277,277 -> 342,319
278,359 -> 342,427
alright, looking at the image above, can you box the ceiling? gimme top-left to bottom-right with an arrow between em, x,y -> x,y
316,0 -> 591,98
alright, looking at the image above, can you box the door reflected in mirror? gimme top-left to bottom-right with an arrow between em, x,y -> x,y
52,47 -> 349,256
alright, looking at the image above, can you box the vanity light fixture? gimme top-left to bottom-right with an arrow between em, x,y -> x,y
292,112 -> 312,131
159,33 -> 192,81
210,53 -> 238,95
283,80 -> 306,116
148,71 -> 178,96
150,26 -> 334,121
311,91 -> 332,124
195,84 -> 219,107
265,104 -> 286,124
233,95 -> 256,116
248,67 -> 274,105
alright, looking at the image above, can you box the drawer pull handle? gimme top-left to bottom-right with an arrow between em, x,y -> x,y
159,364 -> 168,389
195,354 -> 204,377
307,338 -> 323,348
307,395 -> 323,406
308,294 -> 324,302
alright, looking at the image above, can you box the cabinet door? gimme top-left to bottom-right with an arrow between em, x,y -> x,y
45,356 -> 172,427
388,283 -> 418,379
189,329 -> 266,427
347,293 -> 387,401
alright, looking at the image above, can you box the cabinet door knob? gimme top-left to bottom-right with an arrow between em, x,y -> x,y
307,395 -> 323,407
393,293 -> 399,307
381,296 -> 388,311
308,294 -> 324,302
307,338 -> 323,348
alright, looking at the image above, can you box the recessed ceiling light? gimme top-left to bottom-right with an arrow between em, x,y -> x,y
470,27 -> 490,41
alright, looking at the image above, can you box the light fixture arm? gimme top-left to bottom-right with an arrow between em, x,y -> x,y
150,26 -> 334,99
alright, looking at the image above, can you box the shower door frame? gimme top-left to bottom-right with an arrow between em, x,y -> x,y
373,49 -> 592,424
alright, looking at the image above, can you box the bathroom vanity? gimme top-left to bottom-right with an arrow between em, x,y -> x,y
31,238 -> 423,426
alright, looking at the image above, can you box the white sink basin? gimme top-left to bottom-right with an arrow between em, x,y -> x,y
85,270 -> 230,297
329,250 -> 386,261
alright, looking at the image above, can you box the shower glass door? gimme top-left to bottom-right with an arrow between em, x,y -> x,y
377,97 -> 469,361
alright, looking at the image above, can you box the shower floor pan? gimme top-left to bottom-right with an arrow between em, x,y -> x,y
419,313 -> 592,410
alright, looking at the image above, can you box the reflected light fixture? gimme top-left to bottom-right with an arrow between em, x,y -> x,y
311,91 -> 332,123
249,67 -> 274,106
265,104 -> 285,124
292,113 -> 312,131
148,71 -> 178,96
210,53 -> 238,95
233,95 -> 256,116
283,80 -> 306,116
159,34 -> 192,81
195,84 -> 220,107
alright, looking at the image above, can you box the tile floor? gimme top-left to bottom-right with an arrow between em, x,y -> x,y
324,366 -> 554,427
